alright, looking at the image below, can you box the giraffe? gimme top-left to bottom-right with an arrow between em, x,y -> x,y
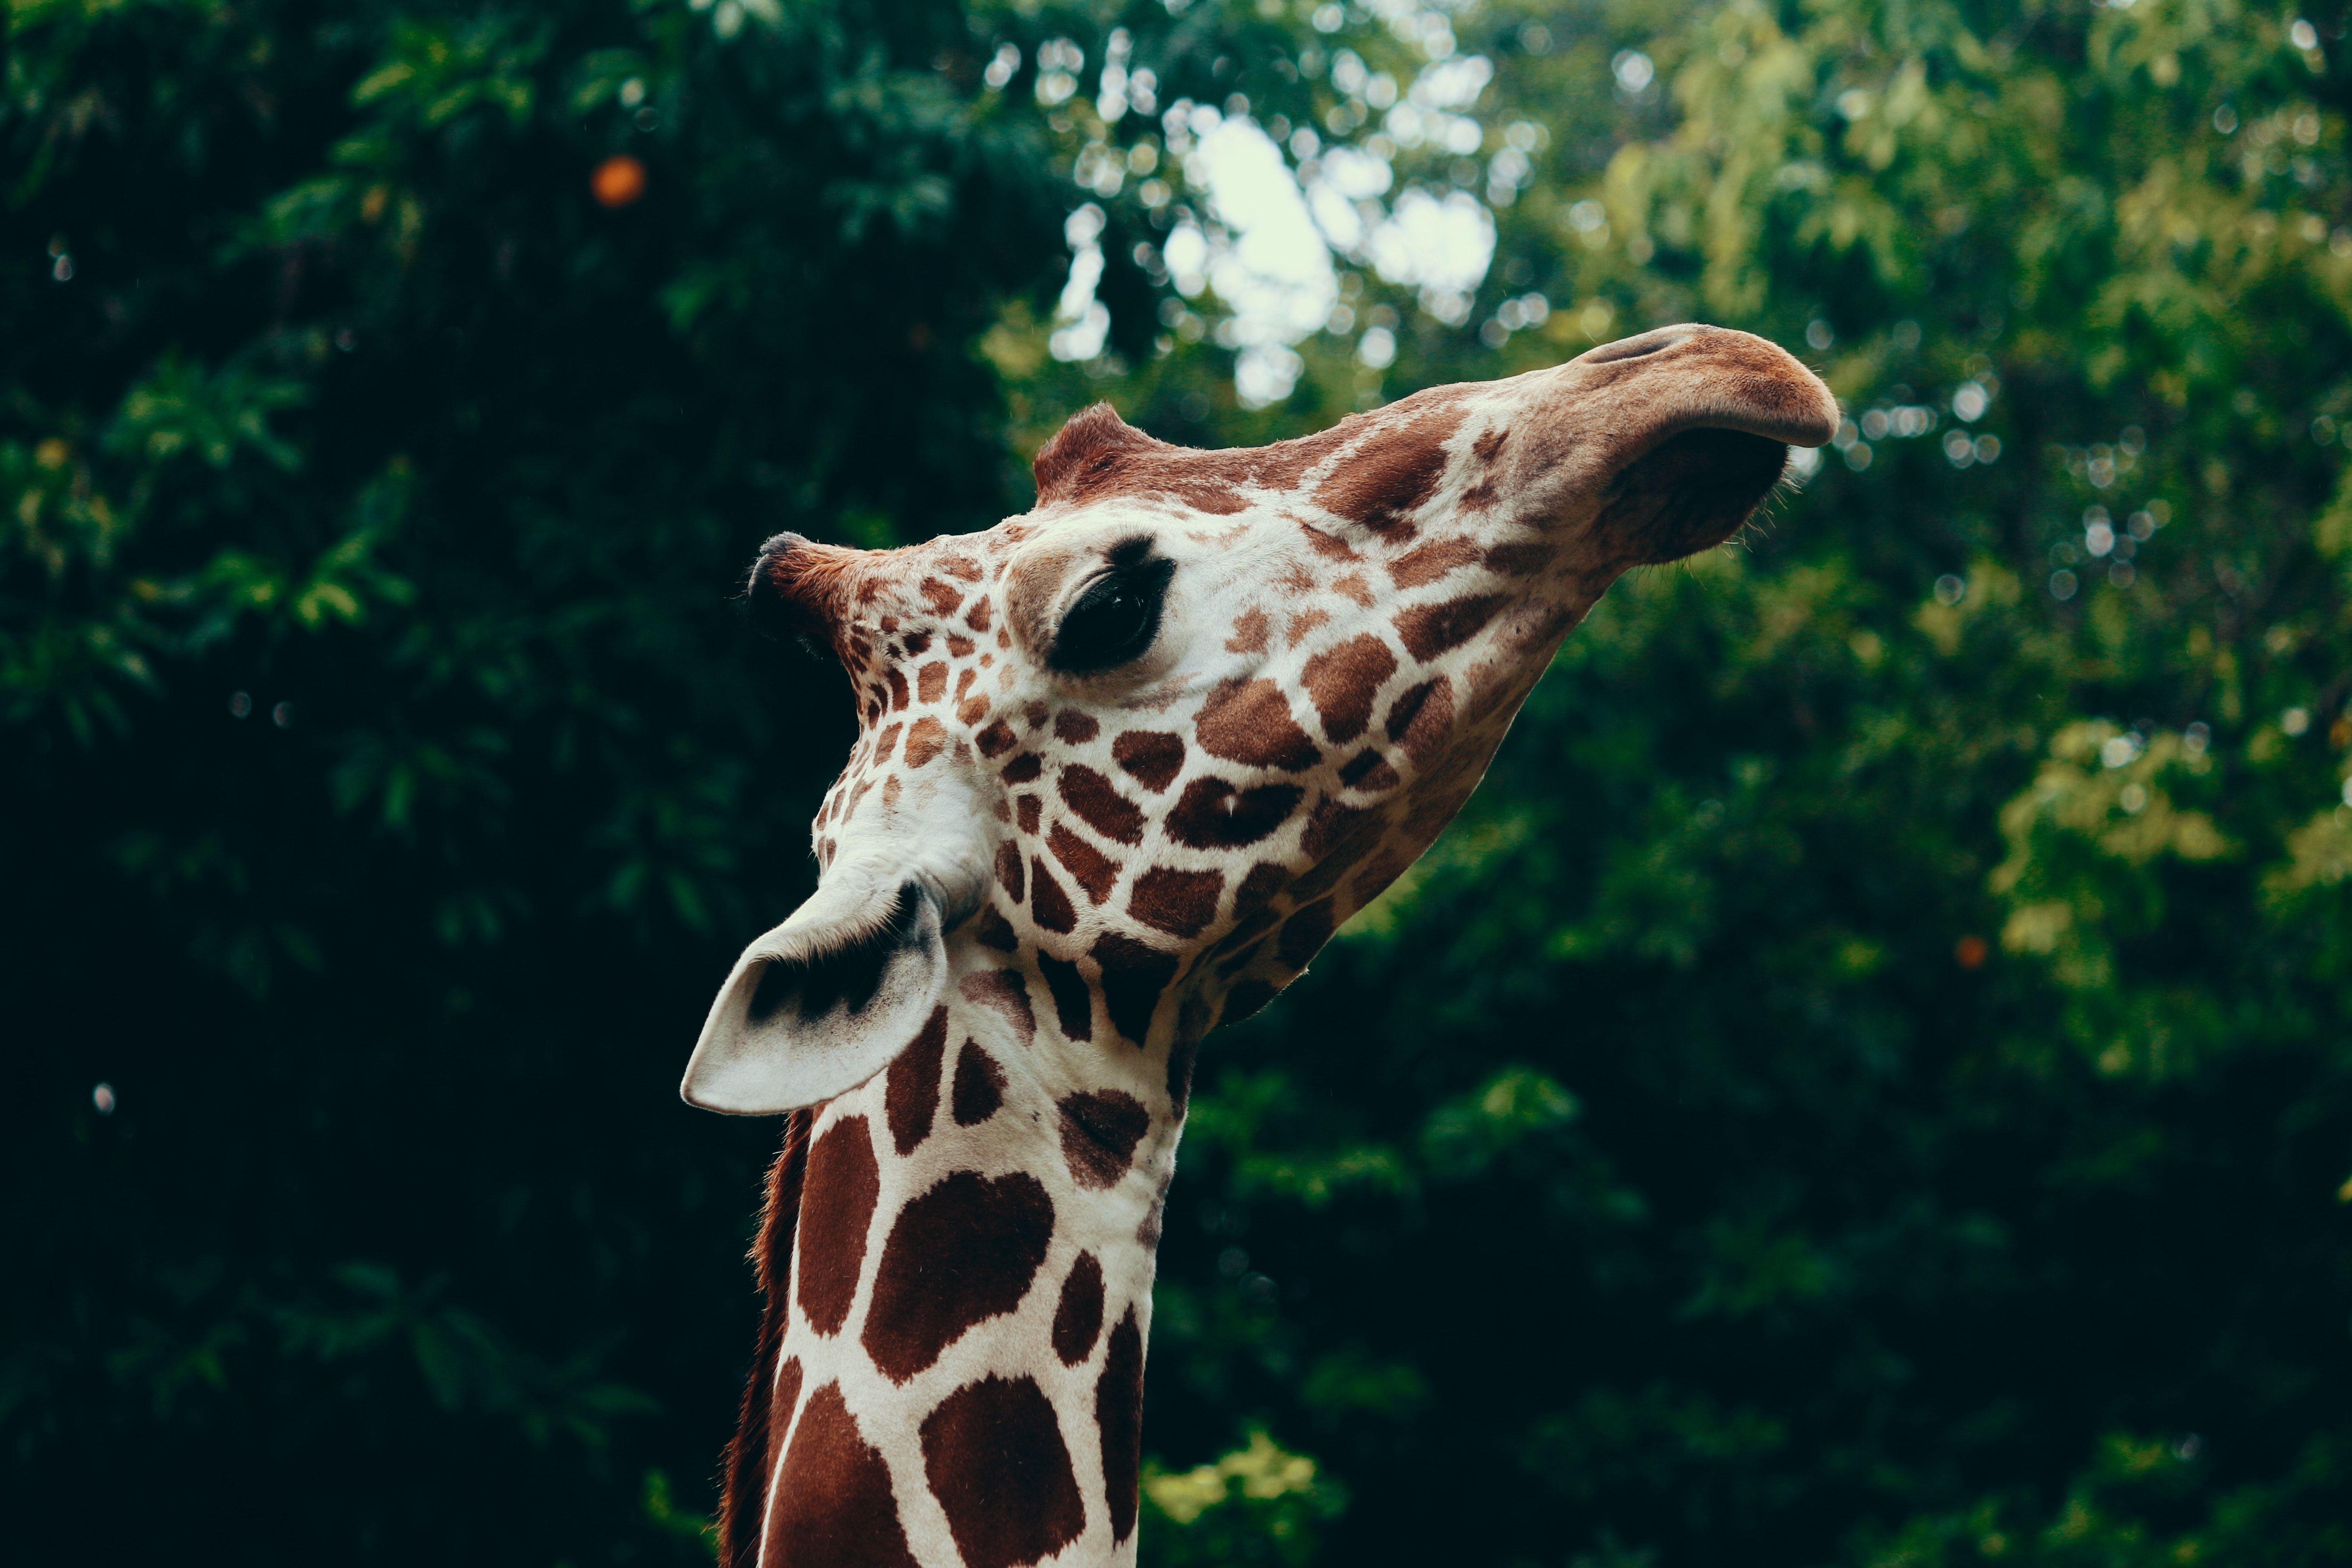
680,324 -> 1838,1568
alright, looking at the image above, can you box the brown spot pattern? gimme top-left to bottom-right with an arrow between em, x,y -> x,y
1196,679 -> 1320,771
1048,823 -> 1120,903
1038,953 -> 1093,1042
1052,1253 -> 1106,1365
767,1381 -> 918,1568
904,715 -> 946,768
1292,801 -> 1386,900
1314,402 -> 1463,536
1387,674 -> 1455,763
951,1041 -> 1007,1126
863,1170 -> 1054,1383
1112,730 -> 1185,792
974,906 -> 1019,952
1096,1309 -> 1147,1544
1130,866 -> 1224,940
1058,765 -> 1145,845
1485,540 -> 1550,576
1030,858 -> 1077,933
1210,909 -> 1276,969
1339,747 -> 1393,788
1298,519 -> 1361,560
795,1116 -> 880,1338
883,1008 -> 948,1158
1166,777 -> 1303,849
1389,537 -> 1484,588
765,1354 -> 805,1502
1057,1088 -> 1152,1188
1054,709 -> 1100,744
920,1375 -> 1086,1568
1395,592 -> 1507,661
1233,862 -> 1289,915
1302,633 -> 1399,744
994,840 -> 1025,903
1350,844 -> 1419,909
1091,932 -> 1177,1046
1223,912 -> 1279,973
918,578 -> 962,618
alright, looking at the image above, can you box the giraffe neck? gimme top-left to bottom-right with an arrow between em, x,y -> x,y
747,946 -> 1180,1568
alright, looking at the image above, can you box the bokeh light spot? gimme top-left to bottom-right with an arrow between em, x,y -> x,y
592,156 -> 647,208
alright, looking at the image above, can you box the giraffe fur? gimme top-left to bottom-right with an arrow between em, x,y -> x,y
684,325 -> 1840,1568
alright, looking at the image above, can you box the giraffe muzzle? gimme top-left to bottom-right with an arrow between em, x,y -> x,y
1535,323 -> 1839,566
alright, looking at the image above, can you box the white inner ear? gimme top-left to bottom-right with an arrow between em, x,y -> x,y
680,881 -> 949,1116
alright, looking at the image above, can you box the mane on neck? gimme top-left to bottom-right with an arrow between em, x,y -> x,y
718,949 -> 1177,1568
718,1106 -> 812,1568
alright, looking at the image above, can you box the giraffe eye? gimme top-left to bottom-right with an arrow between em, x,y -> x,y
1053,556 -> 1173,674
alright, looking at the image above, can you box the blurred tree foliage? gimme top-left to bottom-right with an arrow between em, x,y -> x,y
5,0 -> 2350,1564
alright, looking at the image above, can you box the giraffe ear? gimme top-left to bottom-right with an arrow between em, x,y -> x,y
680,880 -> 950,1115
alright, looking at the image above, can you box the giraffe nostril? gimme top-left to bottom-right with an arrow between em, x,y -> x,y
1578,325 -> 1699,365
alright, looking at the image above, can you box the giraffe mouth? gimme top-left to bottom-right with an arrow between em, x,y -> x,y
1593,426 -> 1791,565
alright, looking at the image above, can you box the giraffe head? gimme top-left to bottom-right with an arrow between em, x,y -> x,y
683,325 -> 1835,1115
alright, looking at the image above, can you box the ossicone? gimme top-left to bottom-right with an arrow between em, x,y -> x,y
745,531 -> 862,644
1032,402 -> 1168,506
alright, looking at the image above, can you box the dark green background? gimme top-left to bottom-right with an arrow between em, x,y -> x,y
6,0 -> 2349,1563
